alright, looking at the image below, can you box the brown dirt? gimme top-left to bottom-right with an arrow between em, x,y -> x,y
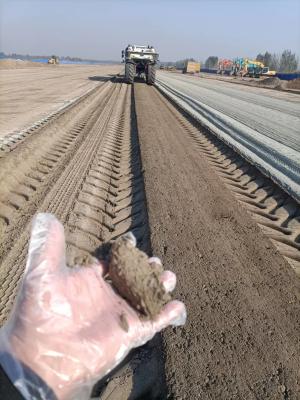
0,72 -> 299,399
134,83 -> 300,400
195,71 -> 300,93
109,235 -> 170,318
0,78 -> 166,399
256,76 -> 281,88
0,63 -> 121,137
0,59 -> 47,69
286,78 -> 300,90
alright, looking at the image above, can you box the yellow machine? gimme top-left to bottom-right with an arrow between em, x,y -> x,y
48,55 -> 59,65
233,58 -> 264,77
183,61 -> 200,74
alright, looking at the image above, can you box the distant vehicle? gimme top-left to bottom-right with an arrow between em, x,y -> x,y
122,44 -> 159,85
182,61 -> 200,74
261,67 -> 277,76
245,60 -> 264,78
232,58 -> 264,78
217,59 -> 233,75
48,55 -> 59,65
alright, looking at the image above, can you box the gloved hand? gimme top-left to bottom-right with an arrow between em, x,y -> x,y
0,213 -> 186,400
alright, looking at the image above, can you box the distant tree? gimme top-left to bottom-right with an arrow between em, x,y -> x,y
263,52 -> 272,67
204,56 -> 218,69
269,53 -> 280,71
256,51 -> 272,67
256,53 -> 264,63
279,49 -> 298,72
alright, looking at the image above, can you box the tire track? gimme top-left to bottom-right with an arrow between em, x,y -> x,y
157,88 -> 300,275
0,79 -> 164,400
0,81 -> 110,156
0,80 -> 149,323
0,81 -> 114,261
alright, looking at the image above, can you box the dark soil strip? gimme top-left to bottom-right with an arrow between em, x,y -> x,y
134,82 -> 300,400
94,84 -> 167,400
156,87 -> 300,275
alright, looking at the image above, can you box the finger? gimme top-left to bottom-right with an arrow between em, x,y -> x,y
148,258 -> 176,293
91,260 -> 109,277
25,213 -> 66,276
153,301 -> 187,330
149,256 -> 162,268
133,301 -> 186,346
121,232 -> 136,247
160,270 -> 176,293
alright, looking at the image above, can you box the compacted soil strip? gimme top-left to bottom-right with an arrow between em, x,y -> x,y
134,82 -> 300,400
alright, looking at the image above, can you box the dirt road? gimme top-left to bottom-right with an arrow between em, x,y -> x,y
134,83 -> 300,399
157,71 -> 300,151
0,71 -> 299,399
0,63 -> 121,137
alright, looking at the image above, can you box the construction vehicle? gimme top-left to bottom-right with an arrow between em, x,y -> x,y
245,60 -> 264,78
47,55 -> 59,65
232,58 -> 264,78
182,61 -> 200,74
261,66 -> 277,76
122,44 -> 158,85
217,59 -> 233,75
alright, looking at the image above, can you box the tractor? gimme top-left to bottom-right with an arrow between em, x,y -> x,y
122,44 -> 159,85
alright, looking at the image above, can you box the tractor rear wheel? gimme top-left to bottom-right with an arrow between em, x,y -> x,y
125,63 -> 135,84
146,64 -> 156,85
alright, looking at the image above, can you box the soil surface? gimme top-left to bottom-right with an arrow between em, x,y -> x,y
0,59 -> 46,69
0,63 -> 121,137
134,82 -> 300,400
157,71 -> 300,153
171,70 -> 300,93
286,78 -> 300,90
0,68 -> 299,400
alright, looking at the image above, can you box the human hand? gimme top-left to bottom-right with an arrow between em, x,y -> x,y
0,213 -> 186,400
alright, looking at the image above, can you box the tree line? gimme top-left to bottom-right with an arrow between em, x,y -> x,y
203,50 -> 299,72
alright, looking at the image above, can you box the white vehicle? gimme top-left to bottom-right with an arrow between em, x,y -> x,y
122,44 -> 159,85
261,66 -> 277,76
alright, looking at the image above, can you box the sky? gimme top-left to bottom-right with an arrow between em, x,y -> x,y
0,0 -> 299,61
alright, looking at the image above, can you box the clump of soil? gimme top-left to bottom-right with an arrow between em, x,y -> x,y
109,235 -> 171,318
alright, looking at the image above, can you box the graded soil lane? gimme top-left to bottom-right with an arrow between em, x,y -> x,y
0,64 -> 121,137
157,71 -> 300,152
134,82 -> 300,399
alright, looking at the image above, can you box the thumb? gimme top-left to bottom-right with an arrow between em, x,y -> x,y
25,213 -> 66,279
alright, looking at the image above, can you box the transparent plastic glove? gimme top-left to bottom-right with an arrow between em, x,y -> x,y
0,213 -> 186,400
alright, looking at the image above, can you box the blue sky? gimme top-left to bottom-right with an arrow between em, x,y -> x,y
0,0 -> 299,61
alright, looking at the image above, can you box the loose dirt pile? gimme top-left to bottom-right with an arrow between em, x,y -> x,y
197,72 -> 300,92
286,77 -> 300,90
0,59 -> 46,69
109,235 -> 170,318
255,76 -> 282,88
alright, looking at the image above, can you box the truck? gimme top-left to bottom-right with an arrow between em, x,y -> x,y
183,61 -> 200,74
122,44 -> 159,85
47,55 -> 59,65
217,59 -> 233,75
